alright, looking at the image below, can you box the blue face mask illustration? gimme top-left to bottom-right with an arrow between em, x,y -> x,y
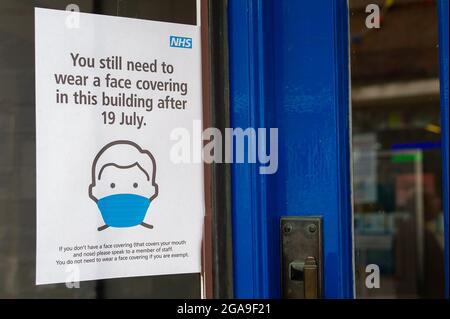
89,141 -> 158,231
97,194 -> 151,228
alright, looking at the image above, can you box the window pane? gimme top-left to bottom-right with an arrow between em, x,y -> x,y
0,0 -> 200,298
349,0 -> 445,298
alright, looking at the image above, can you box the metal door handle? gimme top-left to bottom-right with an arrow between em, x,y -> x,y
289,256 -> 318,299
281,217 -> 322,299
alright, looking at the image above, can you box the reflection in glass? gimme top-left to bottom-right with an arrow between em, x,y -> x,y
349,0 -> 445,298
0,0 -> 199,298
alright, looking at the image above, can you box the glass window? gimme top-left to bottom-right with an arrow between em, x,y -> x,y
0,0 -> 200,298
349,0 -> 445,298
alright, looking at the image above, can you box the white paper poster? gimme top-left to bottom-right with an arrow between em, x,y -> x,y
35,8 -> 204,285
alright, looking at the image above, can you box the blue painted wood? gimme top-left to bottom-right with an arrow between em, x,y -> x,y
438,0 -> 449,299
228,0 -> 271,298
228,0 -> 353,298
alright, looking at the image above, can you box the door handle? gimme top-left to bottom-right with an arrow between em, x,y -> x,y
281,217 -> 323,299
289,256 -> 318,299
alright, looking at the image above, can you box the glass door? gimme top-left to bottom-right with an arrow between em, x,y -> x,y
227,0 -> 448,299
349,0 -> 448,298
0,0 -> 202,298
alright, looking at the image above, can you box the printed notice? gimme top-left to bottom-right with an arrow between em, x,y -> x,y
35,8 -> 204,284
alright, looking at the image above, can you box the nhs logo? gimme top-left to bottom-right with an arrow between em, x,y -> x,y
170,36 -> 192,49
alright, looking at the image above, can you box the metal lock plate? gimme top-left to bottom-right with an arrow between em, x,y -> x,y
281,216 -> 323,299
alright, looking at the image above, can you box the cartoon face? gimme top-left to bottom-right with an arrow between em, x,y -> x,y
95,164 -> 153,199
89,141 -> 158,229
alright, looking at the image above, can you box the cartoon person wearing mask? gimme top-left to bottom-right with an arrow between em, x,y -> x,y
88,140 -> 158,231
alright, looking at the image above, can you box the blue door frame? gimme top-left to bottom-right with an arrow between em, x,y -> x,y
228,0 -> 353,298
438,0 -> 449,299
228,0 -> 449,299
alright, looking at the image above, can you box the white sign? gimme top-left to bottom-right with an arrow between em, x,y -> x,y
35,8 -> 204,285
